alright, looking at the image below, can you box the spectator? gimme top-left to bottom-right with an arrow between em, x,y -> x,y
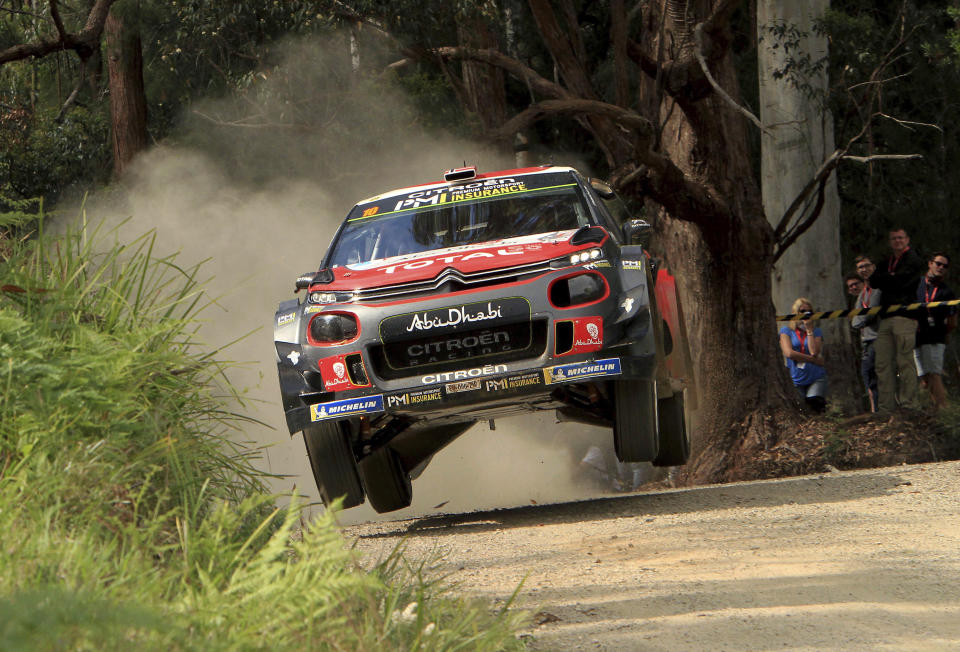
849,258 -> 882,412
869,228 -> 925,411
914,252 -> 957,410
779,297 -> 827,412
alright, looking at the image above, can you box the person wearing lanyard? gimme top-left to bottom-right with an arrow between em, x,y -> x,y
869,228 -> 926,411
914,252 -> 957,410
779,297 -> 827,412
850,256 -> 882,412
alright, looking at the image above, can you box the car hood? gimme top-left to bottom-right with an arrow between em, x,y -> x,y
317,229 -> 590,290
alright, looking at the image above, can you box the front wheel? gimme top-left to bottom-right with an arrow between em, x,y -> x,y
613,379 -> 659,463
302,420 -> 365,509
359,447 -> 412,514
653,390 -> 690,467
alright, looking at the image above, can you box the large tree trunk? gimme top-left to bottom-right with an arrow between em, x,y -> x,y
758,0 -> 858,412
642,0 -> 798,482
105,6 -> 148,178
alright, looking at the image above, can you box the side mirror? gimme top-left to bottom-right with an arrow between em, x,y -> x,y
589,178 -> 616,200
622,219 -> 652,247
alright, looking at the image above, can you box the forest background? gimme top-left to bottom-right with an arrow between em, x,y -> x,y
3,0 -> 960,484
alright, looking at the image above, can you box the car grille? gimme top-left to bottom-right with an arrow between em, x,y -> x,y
352,260 -> 554,302
369,320 -> 548,380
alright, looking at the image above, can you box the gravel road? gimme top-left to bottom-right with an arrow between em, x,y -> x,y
345,460 -> 960,650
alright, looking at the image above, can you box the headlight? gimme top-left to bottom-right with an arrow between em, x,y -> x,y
569,248 -> 602,265
309,291 -> 355,304
307,313 -> 360,345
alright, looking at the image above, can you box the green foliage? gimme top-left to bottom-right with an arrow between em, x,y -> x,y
0,215 -> 527,650
0,104 -> 111,204
817,2 -> 960,265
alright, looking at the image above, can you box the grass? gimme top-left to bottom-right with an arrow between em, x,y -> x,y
0,213 -> 527,650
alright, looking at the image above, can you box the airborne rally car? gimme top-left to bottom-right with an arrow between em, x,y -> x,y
273,165 -> 694,513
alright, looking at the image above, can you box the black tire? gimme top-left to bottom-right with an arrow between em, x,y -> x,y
653,390 -> 690,466
302,420 -> 365,509
613,378 -> 659,463
359,447 -> 413,514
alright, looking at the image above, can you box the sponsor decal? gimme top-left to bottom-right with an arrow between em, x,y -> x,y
361,206 -> 379,217
543,358 -> 622,385
445,379 -> 482,394
556,317 -> 603,356
391,178 -> 529,213
407,302 -> 502,332
310,395 -> 384,421
484,371 -> 542,392
318,353 -> 369,390
620,297 -> 635,313
304,305 -> 325,314
380,247 -> 526,274
286,350 -> 301,365
386,386 -> 444,408
421,363 -> 508,385
622,259 -> 643,270
277,312 -> 295,326
585,260 -> 612,268
575,317 -> 604,353
407,330 -> 511,358
386,322 -> 531,369
381,297 -> 530,341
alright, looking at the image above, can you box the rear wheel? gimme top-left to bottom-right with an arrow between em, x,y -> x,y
653,390 -> 690,466
302,420 -> 364,509
359,447 -> 413,513
613,379 -> 659,463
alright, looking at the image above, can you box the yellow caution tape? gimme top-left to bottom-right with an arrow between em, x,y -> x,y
776,298 -> 960,322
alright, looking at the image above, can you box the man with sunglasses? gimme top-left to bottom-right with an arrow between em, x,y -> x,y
914,252 -> 956,410
869,228 -> 926,411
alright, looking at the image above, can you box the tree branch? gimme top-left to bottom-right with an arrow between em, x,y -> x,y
433,46 -> 570,100
773,149 -> 843,240
49,0 -> 67,42
694,22 -> 765,132
841,153 -> 922,163
487,98 -> 654,142
0,0 -> 118,65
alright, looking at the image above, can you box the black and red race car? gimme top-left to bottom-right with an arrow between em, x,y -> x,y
273,165 -> 694,513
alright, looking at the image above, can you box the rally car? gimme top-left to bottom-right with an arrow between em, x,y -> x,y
273,165 -> 695,513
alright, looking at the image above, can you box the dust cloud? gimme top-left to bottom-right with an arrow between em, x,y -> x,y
81,34 -> 631,524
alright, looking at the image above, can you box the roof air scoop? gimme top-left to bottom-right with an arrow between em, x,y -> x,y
570,224 -> 607,245
443,166 -> 477,182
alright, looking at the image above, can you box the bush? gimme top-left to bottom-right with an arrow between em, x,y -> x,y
0,214 -> 526,650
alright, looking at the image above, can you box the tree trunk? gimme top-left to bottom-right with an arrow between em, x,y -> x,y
456,8 -> 510,151
642,0 -> 799,482
105,7 -> 148,178
757,0 -> 858,413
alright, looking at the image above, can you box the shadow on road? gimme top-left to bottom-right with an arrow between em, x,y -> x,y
356,469 -> 910,539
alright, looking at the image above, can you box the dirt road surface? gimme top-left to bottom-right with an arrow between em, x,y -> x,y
345,461 -> 960,650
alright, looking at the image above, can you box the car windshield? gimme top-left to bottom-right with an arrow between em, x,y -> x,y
328,182 -> 592,267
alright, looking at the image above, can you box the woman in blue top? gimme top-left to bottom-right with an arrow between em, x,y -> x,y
778,297 -> 828,412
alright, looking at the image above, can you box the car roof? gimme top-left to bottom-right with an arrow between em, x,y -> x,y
354,165 -> 579,206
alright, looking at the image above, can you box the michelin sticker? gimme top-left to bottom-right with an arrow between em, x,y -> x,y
311,395 -> 384,421
543,358 -> 622,385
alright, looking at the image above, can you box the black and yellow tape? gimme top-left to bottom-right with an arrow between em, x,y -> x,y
776,298 -> 960,322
